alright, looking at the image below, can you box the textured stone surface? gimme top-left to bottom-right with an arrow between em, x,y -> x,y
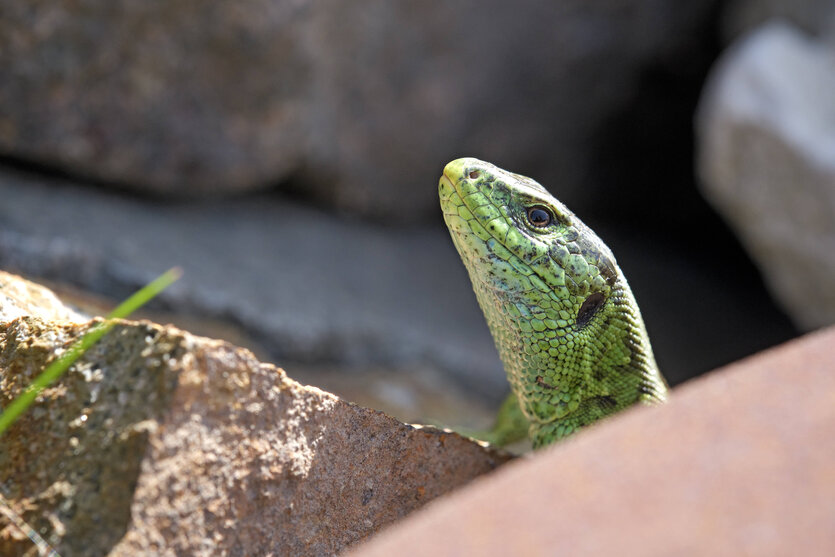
0,0 -> 717,218
697,23 -> 835,330
0,270 -> 85,323
350,326 -> 835,557
0,315 -> 510,555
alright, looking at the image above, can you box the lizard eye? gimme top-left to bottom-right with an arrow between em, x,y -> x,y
468,170 -> 481,179
526,206 -> 552,228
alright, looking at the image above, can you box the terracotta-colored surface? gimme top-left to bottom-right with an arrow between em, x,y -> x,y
352,327 -> 835,557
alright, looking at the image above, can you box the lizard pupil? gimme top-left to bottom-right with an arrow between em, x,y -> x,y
526,206 -> 552,227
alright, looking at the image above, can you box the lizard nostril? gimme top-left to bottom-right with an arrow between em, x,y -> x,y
468,170 -> 481,180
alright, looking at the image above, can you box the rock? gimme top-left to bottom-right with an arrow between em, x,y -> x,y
0,313 -> 510,555
0,168 -> 510,398
0,0 -> 717,218
0,0 -> 309,198
0,269 -> 85,323
720,0 -> 835,42
696,23 -> 835,330
349,326 -> 835,557
0,168 -> 799,398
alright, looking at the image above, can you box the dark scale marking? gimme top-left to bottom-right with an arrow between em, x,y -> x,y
594,395 -> 618,410
637,383 -> 654,395
535,376 -> 558,390
579,242 -> 598,256
576,292 -> 605,328
597,260 -> 617,287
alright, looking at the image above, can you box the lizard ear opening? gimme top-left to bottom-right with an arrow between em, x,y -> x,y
576,292 -> 605,328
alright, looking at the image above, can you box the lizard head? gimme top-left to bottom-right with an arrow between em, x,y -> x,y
439,157 -> 618,307
439,157 -> 664,445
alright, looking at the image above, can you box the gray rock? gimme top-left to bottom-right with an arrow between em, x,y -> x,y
0,307 -> 511,555
0,0 -> 717,218
697,23 -> 835,330
0,0 -> 309,197
0,164 -> 799,403
721,0 -> 835,41
0,168 -> 510,399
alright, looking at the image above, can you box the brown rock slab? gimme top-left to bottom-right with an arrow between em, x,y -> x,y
0,316 -> 510,556
350,327 -> 835,557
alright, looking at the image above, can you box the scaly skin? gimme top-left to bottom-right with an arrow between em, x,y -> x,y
439,158 -> 667,448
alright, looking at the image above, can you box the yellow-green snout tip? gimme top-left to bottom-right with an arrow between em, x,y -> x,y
439,158 -> 480,202
442,157 -> 481,182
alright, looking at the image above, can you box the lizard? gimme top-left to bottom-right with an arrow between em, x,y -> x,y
439,158 -> 668,449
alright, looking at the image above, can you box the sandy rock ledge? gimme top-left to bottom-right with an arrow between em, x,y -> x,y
0,274 -> 510,556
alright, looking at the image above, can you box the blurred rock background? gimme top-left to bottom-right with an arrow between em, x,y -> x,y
1,0 -> 830,429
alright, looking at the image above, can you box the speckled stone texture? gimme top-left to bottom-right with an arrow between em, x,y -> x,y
0,274 -> 511,555
350,326 -> 835,557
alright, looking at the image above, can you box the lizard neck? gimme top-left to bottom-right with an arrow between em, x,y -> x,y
472,277 -> 667,446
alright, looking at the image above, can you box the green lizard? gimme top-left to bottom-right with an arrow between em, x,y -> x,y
439,158 -> 668,449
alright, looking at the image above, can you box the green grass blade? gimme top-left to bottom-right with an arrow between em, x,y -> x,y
104,266 -> 183,320
0,267 -> 182,436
